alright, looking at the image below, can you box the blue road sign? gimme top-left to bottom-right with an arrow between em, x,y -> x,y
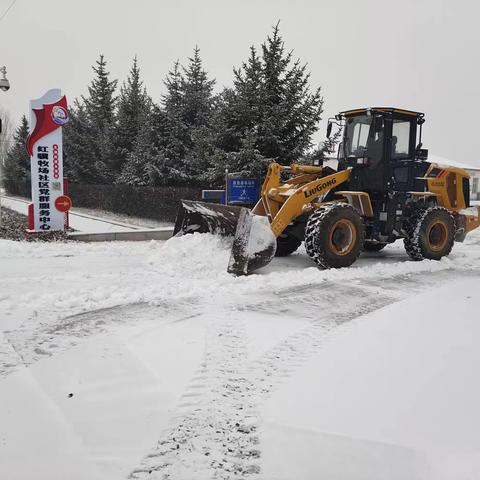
202,190 -> 226,204
228,178 -> 260,204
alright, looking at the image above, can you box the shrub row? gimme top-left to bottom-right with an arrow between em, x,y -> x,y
68,183 -> 203,222
4,181 -> 203,222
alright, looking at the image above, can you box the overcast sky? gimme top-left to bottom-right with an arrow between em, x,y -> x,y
1,0 -> 479,165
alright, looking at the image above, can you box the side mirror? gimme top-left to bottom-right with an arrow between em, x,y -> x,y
326,121 -> 332,138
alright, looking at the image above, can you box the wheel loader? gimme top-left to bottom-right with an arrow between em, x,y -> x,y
174,107 -> 480,275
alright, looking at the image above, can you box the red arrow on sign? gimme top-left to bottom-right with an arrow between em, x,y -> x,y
54,195 -> 72,212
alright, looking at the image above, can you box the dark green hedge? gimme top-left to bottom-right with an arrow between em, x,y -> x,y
4,180 -> 203,222
68,183 -> 203,222
3,179 -> 31,199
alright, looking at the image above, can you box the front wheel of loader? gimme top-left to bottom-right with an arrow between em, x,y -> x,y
305,204 -> 365,269
404,207 -> 455,261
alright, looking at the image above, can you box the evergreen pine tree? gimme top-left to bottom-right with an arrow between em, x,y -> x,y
208,46 -> 266,182
84,54 -> 117,125
64,100 -> 100,183
82,54 -> 118,183
212,23 -> 323,182
118,106 -> 186,186
2,116 -> 30,193
160,49 -> 216,184
114,56 -> 151,178
117,109 -> 157,186
261,24 -> 323,163
181,47 -> 216,181
181,46 -> 215,129
161,61 -> 189,178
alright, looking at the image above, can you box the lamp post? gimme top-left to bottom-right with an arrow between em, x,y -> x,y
0,66 -> 10,92
0,66 -> 10,229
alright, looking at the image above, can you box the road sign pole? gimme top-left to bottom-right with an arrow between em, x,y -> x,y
225,169 -> 229,205
63,177 -> 69,229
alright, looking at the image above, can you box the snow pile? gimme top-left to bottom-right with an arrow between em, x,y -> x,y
149,233 -> 232,279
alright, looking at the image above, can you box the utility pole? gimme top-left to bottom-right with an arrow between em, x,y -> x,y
0,65 -> 11,229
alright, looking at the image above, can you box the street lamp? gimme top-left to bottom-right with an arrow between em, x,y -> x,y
0,66 -> 10,92
0,65 -> 10,229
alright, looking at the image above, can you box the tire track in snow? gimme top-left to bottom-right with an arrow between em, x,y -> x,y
130,317 -> 261,479
129,268 -> 480,479
129,283 -> 395,479
0,300 -> 202,378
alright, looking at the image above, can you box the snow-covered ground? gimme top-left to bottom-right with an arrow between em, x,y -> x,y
1,230 -> 480,479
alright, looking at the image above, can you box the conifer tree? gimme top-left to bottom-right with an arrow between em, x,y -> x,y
181,46 -> 215,129
84,54 -> 117,125
82,54 -> 118,182
118,105 -> 187,186
212,23 -> 323,182
117,109 -> 157,186
63,101 -> 100,183
157,49 -> 216,184
161,61 -> 189,167
2,116 -> 30,193
180,47 -> 216,180
114,56 -> 151,177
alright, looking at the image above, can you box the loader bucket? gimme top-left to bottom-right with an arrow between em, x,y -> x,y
174,200 -> 244,237
227,208 -> 277,276
174,200 -> 276,275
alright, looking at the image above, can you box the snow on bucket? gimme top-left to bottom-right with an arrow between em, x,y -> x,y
227,208 -> 277,276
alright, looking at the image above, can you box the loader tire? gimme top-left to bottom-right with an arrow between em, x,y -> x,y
363,241 -> 387,252
404,207 -> 455,261
305,204 -> 365,269
275,232 -> 302,257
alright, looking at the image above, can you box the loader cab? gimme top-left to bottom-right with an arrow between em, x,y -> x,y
337,108 -> 428,194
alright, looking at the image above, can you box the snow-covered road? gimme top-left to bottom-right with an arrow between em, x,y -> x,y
1,231 -> 480,479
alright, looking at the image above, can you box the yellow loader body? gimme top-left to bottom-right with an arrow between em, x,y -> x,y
174,106 -> 480,276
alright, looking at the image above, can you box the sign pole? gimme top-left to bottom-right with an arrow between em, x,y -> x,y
224,168 -> 229,206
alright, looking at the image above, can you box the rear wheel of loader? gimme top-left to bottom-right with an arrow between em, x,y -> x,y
363,241 -> 387,252
275,232 -> 302,257
305,204 -> 365,269
404,207 -> 455,261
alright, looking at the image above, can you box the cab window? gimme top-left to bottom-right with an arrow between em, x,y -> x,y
391,120 -> 411,159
